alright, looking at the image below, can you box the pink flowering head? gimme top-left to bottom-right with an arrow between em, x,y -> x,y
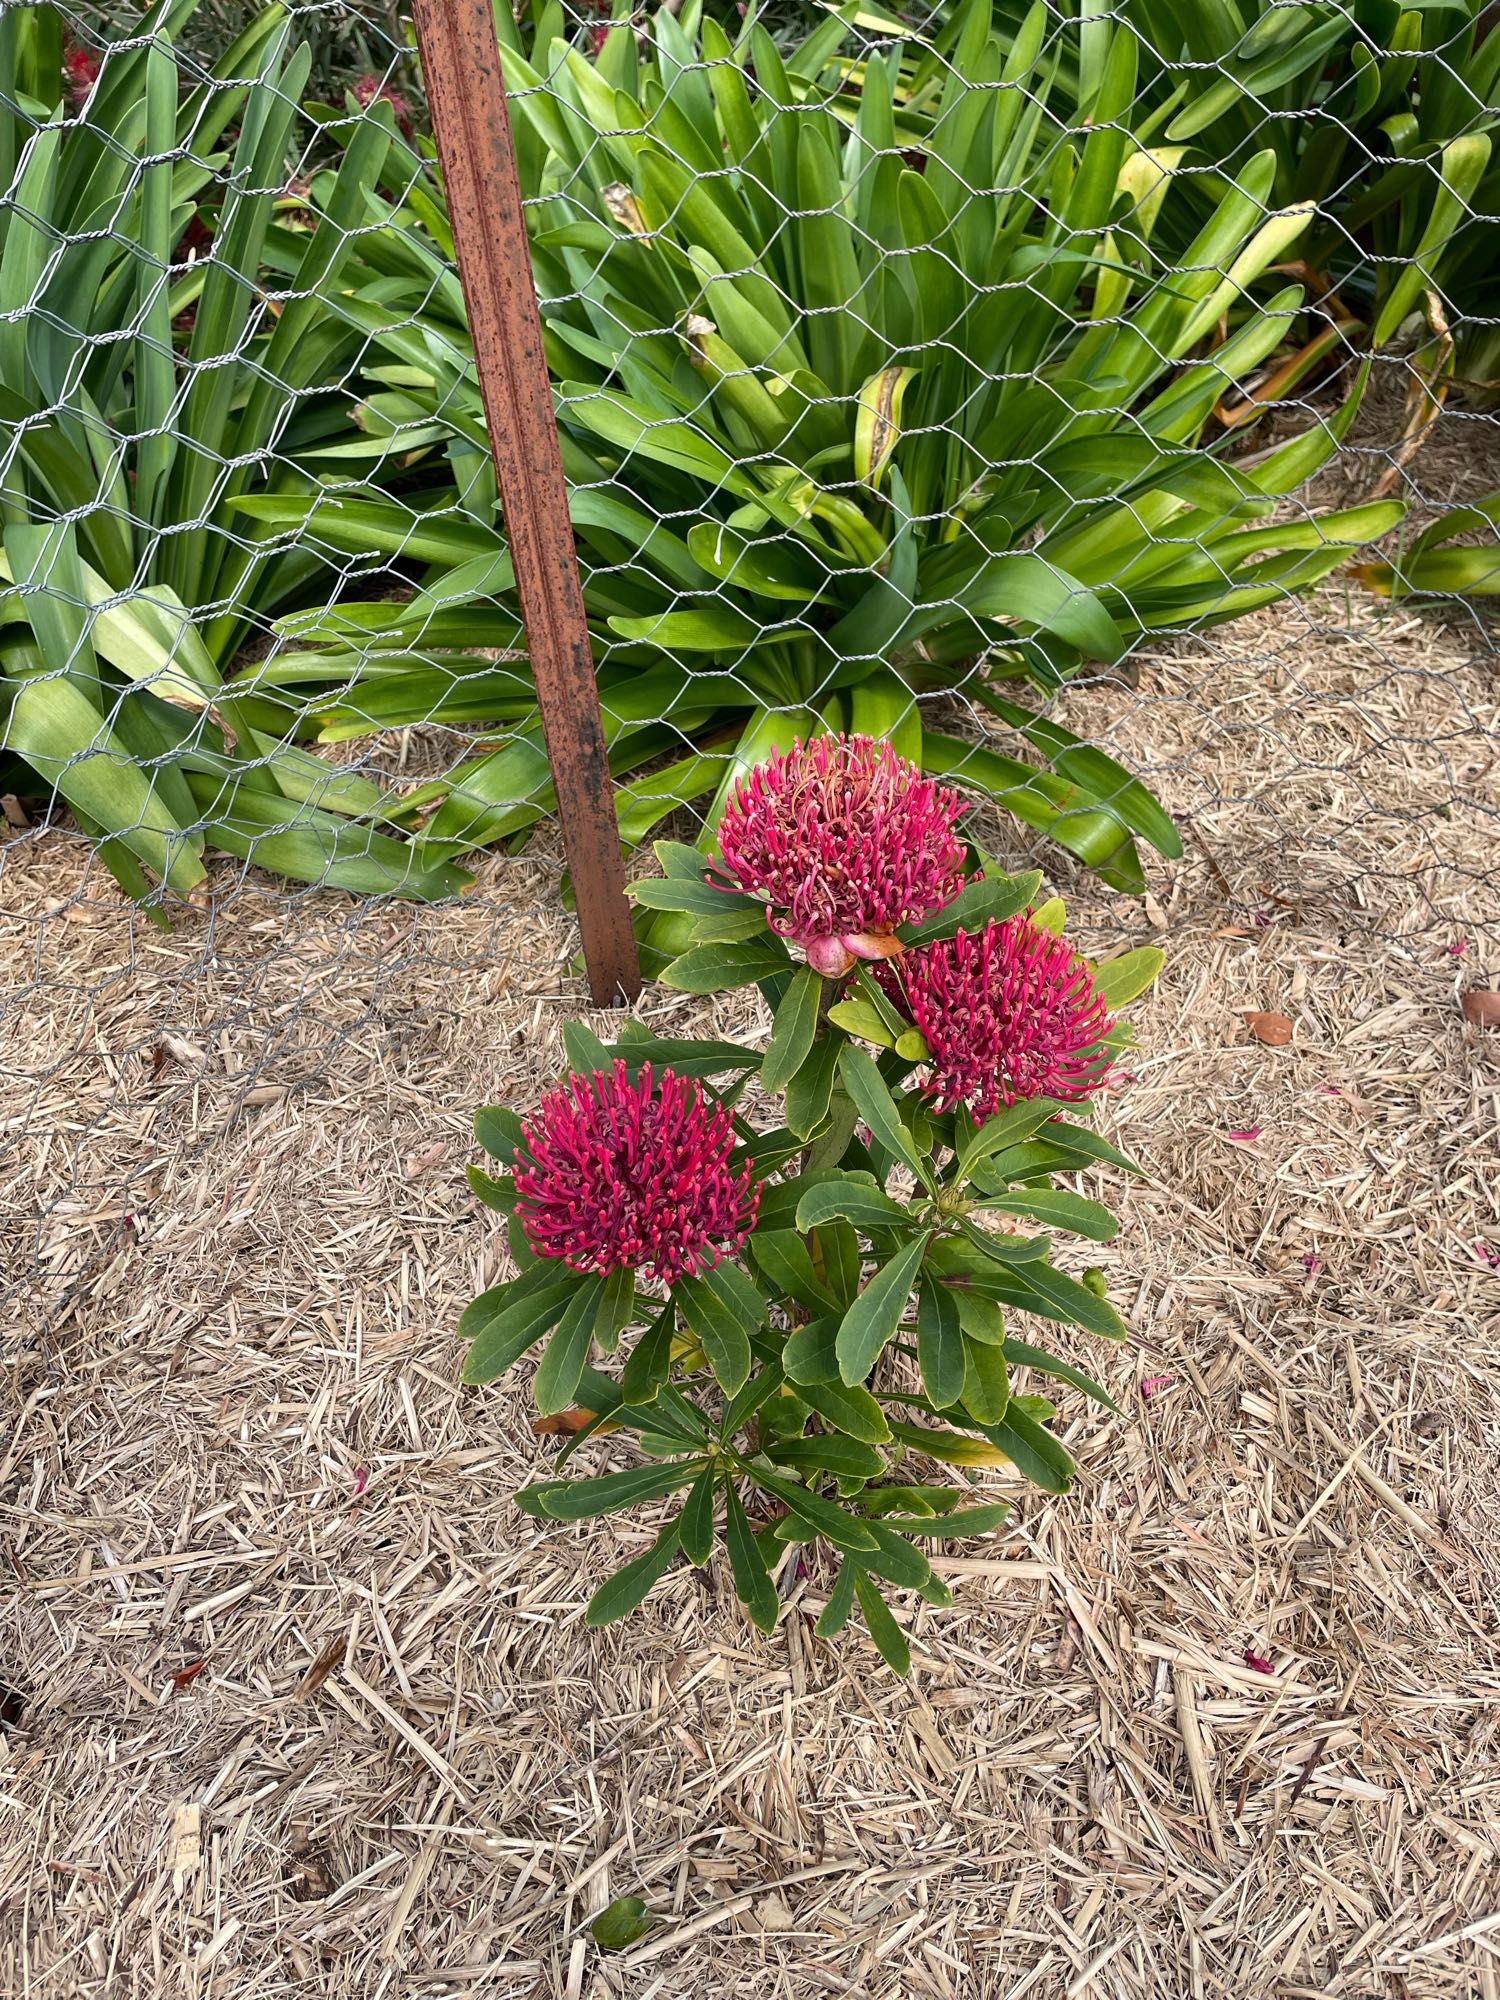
880,915 -> 1113,1117
512,1060 -> 758,1285
716,734 -> 969,976
352,72 -> 413,133
64,43 -> 101,105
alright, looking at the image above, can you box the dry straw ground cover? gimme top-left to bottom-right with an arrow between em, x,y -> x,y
3,584 -> 1499,1998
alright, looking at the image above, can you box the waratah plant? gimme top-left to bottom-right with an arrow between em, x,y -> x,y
460,735 -> 1163,1672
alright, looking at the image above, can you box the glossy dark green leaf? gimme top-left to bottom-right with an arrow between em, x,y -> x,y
794,1374 -> 893,1444
854,1571 -> 911,1675
907,1269 -> 964,1407
760,965 -> 824,1092
795,1176 -> 910,1233
769,1433 -> 886,1480
814,1558 -> 857,1638
466,1163 -> 514,1212
534,1460 -> 705,1520
532,1273 -> 608,1415
836,1233 -> 930,1387
838,1045 -> 930,1188
756,1471 -> 880,1551
661,939 -> 792,994
783,1314 -> 842,1386
974,1404 -> 1077,1493
679,1464 -> 719,1566
585,1520 -> 683,1626
784,1032 -> 842,1141
724,1482 -> 780,1632
960,1336 -> 1011,1425
460,1267 -> 582,1384
1003,1337 -> 1121,1412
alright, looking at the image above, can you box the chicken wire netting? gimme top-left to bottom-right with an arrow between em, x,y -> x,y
2,0 -> 1498,1314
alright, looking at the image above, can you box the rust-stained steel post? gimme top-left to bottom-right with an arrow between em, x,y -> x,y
410,0 -> 641,1004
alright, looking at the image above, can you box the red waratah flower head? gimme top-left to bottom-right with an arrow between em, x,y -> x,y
512,1060 -> 758,1285
716,733 -> 969,976
352,71 -> 413,136
879,914 -> 1114,1117
64,43 -> 102,106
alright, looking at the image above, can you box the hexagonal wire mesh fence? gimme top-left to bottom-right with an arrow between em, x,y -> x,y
1,4 -> 1498,1983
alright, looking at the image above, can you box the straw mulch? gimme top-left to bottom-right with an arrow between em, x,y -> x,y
2,586 -> 1499,1999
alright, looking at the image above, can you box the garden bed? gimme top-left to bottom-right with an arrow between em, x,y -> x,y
2,586 -> 1498,1997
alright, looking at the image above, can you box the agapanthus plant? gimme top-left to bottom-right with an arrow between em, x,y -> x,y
462,734 -> 1163,1671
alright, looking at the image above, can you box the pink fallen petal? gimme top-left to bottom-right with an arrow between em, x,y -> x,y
1243,1650 -> 1274,1675
1300,1252 -> 1320,1275
1140,1373 -> 1174,1402
351,1467 -> 369,1500
1475,1240 -> 1500,1269
1227,1125 -> 1263,1142
1321,1084 -> 1342,1097
1448,937 -> 1469,957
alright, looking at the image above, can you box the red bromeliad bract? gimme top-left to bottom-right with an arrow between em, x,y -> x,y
513,1060 -> 758,1285
883,915 -> 1114,1117
716,734 -> 969,976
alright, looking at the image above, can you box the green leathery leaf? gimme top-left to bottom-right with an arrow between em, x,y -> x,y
854,1572 -> 911,1674
725,1482 -> 780,1631
585,1519 -> 683,1626
679,1464 -> 719,1566
532,1274 -> 608,1416
836,1233 -> 930,1386
760,966 -> 824,1093
916,1273 -> 965,1409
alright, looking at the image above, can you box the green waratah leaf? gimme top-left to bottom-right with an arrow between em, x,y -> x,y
675,1260 -> 765,1395
679,1465 -> 719,1566
794,1375 -> 893,1444
769,1433 -> 886,1480
459,1267 -> 582,1384
1003,1337 -> 1120,1412
724,1482 -> 780,1632
525,1460 -> 704,1521
916,1273 -> 966,1408
837,1045 -> 932,1189
960,1336 -> 1011,1425
782,1314 -> 843,1385
955,1098 -> 1068,1179
854,1572 -> 911,1675
827,998 -> 898,1047
835,1232 -> 931,1386
760,965 -> 824,1093
1091,946 -> 1165,1008
795,1175 -> 910,1233
978,1189 -> 1120,1241
856,1520 -> 933,1591
585,1520 -> 683,1626
900,870 -> 1045,946
1008,1258 -> 1129,1340
532,1273 -> 609,1415
785,1033 -> 842,1140
756,1471 -> 880,1551
466,1163 -> 514,1212
475,1103 -> 525,1164
662,939 -> 793,994
973,1405 -> 1077,1493
814,1559 -> 857,1638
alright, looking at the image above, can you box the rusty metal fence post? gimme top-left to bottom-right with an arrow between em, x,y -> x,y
410,0 -> 641,1005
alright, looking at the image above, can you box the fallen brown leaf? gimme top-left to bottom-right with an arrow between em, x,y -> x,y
293,1632 -> 349,1700
1243,1010 -> 1294,1046
1461,990 -> 1500,1029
